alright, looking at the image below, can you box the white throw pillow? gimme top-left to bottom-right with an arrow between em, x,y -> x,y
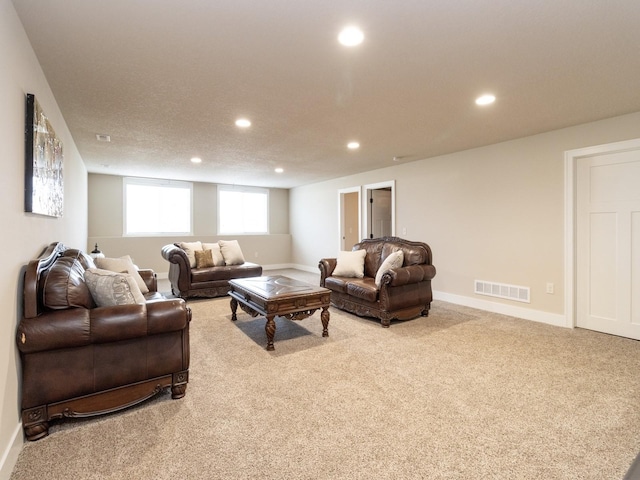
84,268 -> 146,307
179,241 -> 203,268
375,250 -> 404,288
333,249 -> 367,278
219,240 -> 245,266
94,255 -> 149,294
202,242 -> 226,266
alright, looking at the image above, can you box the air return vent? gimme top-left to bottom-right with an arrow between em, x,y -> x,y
474,280 -> 530,303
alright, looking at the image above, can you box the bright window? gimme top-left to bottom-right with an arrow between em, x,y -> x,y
218,186 -> 268,234
124,178 -> 192,235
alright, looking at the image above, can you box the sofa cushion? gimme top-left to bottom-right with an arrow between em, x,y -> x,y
195,249 -> 215,268
95,255 -> 149,294
381,242 -> 426,266
84,268 -> 146,307
219,240 -> 245,265
191,262 -> 262,282
375,250 -> 404,288
62,248 -> 96,270
43,257 -> 93,310
179,241 -> 203,268
358,242 -> 384,278
201,242 -> 225,266
324,276 -> 348,293
332,249 -> 367,278
346,278 -> 378,302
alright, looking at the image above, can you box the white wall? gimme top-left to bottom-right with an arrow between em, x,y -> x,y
290,111 -> 640,324
88,174 -> 291,274
0,1 -> 88,477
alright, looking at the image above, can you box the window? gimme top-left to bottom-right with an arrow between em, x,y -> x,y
124,178 -> 192,235
218,185 -> 268,234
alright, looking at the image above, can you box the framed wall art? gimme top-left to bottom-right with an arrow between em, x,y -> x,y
24,93 -> 64,217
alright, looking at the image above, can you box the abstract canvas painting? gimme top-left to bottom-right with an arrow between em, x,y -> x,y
24,93 -> 63,217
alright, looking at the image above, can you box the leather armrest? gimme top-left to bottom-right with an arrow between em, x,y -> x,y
318,258 -> 337,285
161,244 -> 190,271
161,244 -> 192,292
138,269 -> 157,293
18,299 -> 191,354
381,264 -> 436,288
17,308 -> 90,354
90,304 -> 147,343
147,299 -> 191,335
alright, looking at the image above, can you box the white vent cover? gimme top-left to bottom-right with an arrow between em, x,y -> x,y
474,280 -> 530,303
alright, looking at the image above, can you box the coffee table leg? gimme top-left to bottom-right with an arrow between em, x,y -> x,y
230,297 -> 238,321
265,315 -> 276,351
321,306 -> 330,337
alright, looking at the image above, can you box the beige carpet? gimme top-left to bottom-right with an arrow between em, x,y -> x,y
10,272 -> 640,479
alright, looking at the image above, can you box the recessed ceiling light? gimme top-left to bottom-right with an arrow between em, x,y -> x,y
275,168 -> 284,173
475,94 -> 496,106
235,118 -> 251,128
191,157 -> 202,164
338,26 -> 364,47
347,141 -> 360,150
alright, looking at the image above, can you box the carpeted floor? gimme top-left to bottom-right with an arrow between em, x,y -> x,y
9,270 -> 640,479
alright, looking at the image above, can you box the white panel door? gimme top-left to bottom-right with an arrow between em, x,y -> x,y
370,188 -> 392,238
576,149 -> 640,338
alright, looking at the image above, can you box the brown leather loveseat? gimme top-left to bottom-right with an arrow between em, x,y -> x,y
161,240 -> 262,299
319,237 -> 436,327
17,242 -> 191,441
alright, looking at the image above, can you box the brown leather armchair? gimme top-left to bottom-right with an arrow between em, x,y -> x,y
319,237 -> 436,327
17,243 -> 191,441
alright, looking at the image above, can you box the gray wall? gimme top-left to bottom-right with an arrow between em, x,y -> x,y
290,111 -> 640,323
1,1 -> 88,476
88,174 -> 291,274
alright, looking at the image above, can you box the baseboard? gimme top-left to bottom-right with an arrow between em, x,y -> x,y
263,263 -> 298,271
0,422 -> 23,480
433,290 -> 567,328
285,264 -> 318,274
156,263 -> 567,327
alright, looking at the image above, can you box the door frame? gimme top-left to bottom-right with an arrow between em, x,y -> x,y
564,138 -> 640,329
338,186 -> 361,252
363,180 -> 395,239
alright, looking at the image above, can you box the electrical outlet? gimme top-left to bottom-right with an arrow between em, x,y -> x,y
402,227 -> 407,235
546,282 -> 554,294
254,251 -> 259,258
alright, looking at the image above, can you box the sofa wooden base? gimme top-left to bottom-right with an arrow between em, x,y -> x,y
329,293 -> 429,327
174,284 -> 231,299
22,370 -> 189,441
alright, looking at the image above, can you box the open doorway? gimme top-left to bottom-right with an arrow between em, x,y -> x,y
338,187 -> 361,251
363,181 -> 395,239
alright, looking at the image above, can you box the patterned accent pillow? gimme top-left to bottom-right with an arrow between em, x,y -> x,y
84,268 -> 146,307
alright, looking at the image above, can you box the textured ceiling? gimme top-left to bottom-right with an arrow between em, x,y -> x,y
12,0 -> 640,188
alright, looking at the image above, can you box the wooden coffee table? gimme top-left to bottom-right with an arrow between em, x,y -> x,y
229,275 -> 331,350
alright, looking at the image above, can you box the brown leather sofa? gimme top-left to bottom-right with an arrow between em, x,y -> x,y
161,243 -> 262,299
17,242 -> 191,441
319,237 -> 436,327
